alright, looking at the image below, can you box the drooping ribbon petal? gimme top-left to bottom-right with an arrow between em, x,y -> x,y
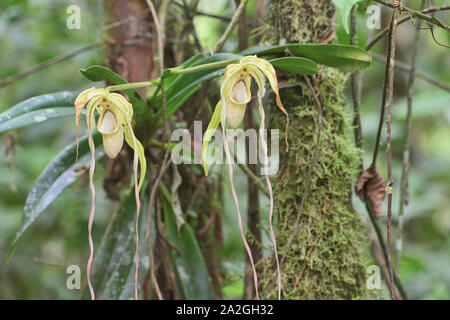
86,99 -> 97,300
220,91 -> 260,300
202,101 -> 222,176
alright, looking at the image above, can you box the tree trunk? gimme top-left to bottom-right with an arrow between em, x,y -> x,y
104,0 -> 154,99
261,0 -> 373,299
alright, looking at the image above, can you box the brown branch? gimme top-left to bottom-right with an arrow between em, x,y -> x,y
384,2 -> 400,300
293,243 -> 316,289
364,194 -> 408,299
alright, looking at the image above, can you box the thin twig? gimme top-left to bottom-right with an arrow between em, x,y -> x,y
371,53 -> 450,92
0,43 -> 99,90
145,0 -> 169,300
212,0 -> 249,53
180,0 -> 205,54
350,6 -> 364,174
384,1 -> 400,300
293,243 -> 316,289
365,5 -> 450,50
146,153 -> 171,300
374,0 -> 450,31
352,3 -> 407,300
364,195 -> 408,299
173,1 -> 232,22
370,11 -> 395,169
396,0 -> 424,274
0,9 -> 167,90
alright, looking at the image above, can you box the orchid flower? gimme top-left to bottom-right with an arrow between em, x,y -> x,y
74,88 -> 146,300
202,56 -> 289,300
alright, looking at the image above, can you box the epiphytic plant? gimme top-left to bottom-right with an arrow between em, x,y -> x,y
2,36 -> 374,299
74,88 -> 146,300
202,56 -> 289,300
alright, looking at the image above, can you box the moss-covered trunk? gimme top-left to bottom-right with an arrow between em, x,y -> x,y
260,0 -> 372,299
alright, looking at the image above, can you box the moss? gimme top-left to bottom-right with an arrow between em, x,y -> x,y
265,0 -> 335,44
259,0 -> 377,299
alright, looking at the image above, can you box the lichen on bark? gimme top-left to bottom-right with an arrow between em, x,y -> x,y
259,0 -> 374,299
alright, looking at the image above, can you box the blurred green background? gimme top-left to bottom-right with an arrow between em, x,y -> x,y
0,0 -> 448,299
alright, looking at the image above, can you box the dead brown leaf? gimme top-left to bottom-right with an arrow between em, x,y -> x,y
355,167 -> 386,219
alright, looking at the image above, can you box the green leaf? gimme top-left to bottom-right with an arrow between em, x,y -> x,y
0,91 -> 78,133
202,101 -> 222,176
80,65 -> 148,115
240,44 -> 372,70
7,133 -> 105,261
332,0 -> 362,34
162,196 -> 214,299
269,57 -> 318,75
0,108 -> 75,133
81,188 -> 151,300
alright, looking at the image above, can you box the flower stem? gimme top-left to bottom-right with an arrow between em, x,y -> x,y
168,58 -> 241,75
107,58 -> 241,91
107,81 -> 155,92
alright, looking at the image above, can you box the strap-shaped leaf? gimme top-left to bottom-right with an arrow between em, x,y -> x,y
332,0 -> 362,34
202,101 -> 222,176
7,133 -> 105,261
0,91 -> 78,133
269,57 -> 318,75
81,188 -> 151,300
162,196 -> 214,299
0,108 -> 75,133
240,44 -> 372,70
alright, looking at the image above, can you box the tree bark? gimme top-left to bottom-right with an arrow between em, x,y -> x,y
104,0 -> 154,99
260,0 -> 373,299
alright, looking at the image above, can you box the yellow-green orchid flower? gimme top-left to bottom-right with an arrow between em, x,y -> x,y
74,87 -> 146,300
201,56 -> 287,300
74,87 -> 146,190
202,55 -> 289,176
